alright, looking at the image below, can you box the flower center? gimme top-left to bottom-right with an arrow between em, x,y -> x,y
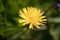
29,16 -> 35,23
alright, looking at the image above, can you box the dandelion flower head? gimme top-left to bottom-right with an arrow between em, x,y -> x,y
18,7 -> 47,29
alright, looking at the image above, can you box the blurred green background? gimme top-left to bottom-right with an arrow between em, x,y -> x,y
0,0 -> 60,40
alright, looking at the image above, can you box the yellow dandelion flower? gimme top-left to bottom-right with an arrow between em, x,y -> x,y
18,7 -> 47,29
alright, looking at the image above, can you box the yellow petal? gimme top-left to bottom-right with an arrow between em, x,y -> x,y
43,19 -> 47,21
18,19 -> 26,23
29,23 -> 33,29
22,8 -> 27,15
40,23 -> 45,25
36,26 -> 40,29
40,12 -> 44,16
23,22 -> 29,25
43,22 -> 47,23
40,16 -> 46,18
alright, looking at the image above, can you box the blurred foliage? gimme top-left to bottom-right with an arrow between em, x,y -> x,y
0,0 -> 60,40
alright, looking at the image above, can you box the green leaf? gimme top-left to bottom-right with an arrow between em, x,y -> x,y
0,27 -> 23,37
50,23 -> 60,40
0,0 -> 5,12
